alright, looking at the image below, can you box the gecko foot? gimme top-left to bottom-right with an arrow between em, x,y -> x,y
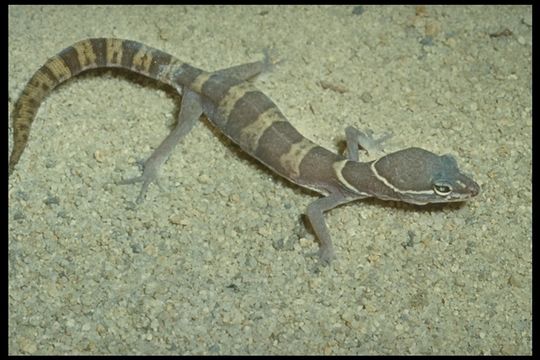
262,48 -> 284,73
306,245 -> 336,265
346,126 -> 393,159
117,161 -> 164,204
362,129 -> 393,154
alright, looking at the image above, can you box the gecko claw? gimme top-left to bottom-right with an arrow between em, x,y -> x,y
305,246 -> 336,265
118,172 -> 162,204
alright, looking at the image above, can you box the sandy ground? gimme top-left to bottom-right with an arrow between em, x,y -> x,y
8,5 -> 531,355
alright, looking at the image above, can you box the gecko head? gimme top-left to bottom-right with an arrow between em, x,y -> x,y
371,147 -> 480,205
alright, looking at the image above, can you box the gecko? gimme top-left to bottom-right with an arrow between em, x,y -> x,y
8,38 -> 480,263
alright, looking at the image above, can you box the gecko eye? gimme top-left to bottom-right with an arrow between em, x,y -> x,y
433,183 -> 452,196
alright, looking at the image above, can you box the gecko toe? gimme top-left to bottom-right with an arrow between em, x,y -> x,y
304,246 -> 336,265
318,247 -> 336,265
118,172 -> 160,204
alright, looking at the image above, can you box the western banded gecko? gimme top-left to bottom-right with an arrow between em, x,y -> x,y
8,38 -> 480,263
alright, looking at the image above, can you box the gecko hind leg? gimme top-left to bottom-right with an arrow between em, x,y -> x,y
213,48 -> 282,81
118,90 -> 202,203
345,126 -> 393,161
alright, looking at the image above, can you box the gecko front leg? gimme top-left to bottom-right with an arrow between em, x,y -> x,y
345,126 -> 392,161
306,192 -> 362,264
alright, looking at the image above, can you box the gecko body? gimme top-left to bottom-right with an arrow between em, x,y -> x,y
9,38 -> 480,262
